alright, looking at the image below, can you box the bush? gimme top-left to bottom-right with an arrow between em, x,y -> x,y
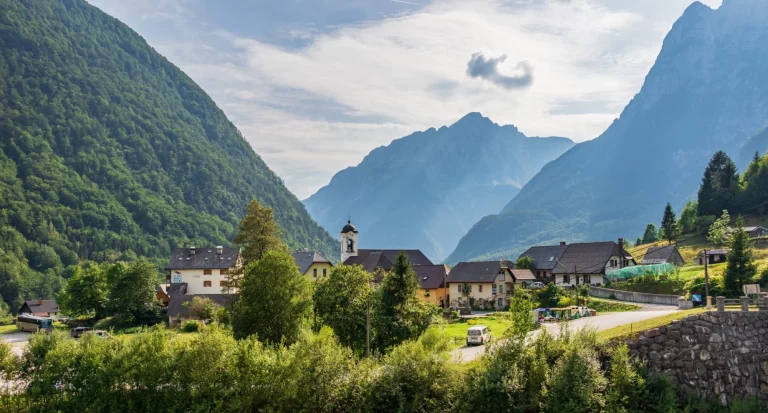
180,320 -> 203,333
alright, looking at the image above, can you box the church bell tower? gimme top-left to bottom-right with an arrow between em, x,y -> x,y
340,219 -> 359,263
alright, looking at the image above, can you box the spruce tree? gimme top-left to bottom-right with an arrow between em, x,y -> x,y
660,203 -> 678,244
723,217 -> 757,297
698,151 -> 740,216
372,252 -> 431,352
641,224 -> 659,244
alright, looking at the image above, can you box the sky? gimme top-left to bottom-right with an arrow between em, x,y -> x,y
87,0 -> 722,199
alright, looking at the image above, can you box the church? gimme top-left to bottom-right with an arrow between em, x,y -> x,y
339,219 -> 434,283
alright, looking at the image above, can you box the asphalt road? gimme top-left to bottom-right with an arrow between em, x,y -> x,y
1,332 -> 31,357
453,307 -> 678,362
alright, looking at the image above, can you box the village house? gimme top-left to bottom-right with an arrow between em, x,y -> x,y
745,226 -> 768,239
518,242 -> 568,282
166,246 -> 240,295
18,299 -> 60,318
694,249 -> 729,265
292,250 -> 333,280
166,246 -> 240,326
445,260 -> 533,310
550,239 -> 636,287
640,245 -> 685,266
414,265 -> 450,307
339,220 -> 433,282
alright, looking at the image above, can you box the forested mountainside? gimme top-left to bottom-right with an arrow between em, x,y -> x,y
0,0 -> 335,307
739,128 -> 768,169
448,0 -> 768,264
304,113 -> 573,262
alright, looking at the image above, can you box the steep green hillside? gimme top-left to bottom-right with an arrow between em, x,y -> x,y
0,0 -> 336,307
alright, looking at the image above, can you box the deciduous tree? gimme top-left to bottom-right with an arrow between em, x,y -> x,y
707,210 -> 731,246
313,265 -> 372,354
58,263 -> 108,319
232,250 -> 313,344
108,261 -> 161,323
515,256 -> 534,270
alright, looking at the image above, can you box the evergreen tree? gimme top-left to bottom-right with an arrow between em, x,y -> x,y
372,252 -> 432,352
229,200 -> 289,290
723,218 -> 757,297
641,224 -> 658,244
232,250 -> 313,344
697,151 -> 740,216
635,238 -> 642,247
660,203 -> 678,244
678,201 -> 698,234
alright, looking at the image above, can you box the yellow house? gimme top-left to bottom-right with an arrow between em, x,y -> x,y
292,250 -> 333,280
446,260 -> 515,310
414,265 -> 450,307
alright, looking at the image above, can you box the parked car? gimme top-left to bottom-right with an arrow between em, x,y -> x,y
84,330 -> 113,339
529,282 -> 545,289
466,325 -> 491,346
71,327 -> 93,338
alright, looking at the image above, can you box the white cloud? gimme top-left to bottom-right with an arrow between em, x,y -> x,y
87,0 -> 723,199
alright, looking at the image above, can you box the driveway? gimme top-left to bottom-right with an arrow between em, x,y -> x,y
1,332 -> 31,357
453,309 -> 677,362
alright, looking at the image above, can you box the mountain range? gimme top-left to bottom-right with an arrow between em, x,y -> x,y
0,0 -> 336,302
447,0 -> 768,263
304,114 -> 573,262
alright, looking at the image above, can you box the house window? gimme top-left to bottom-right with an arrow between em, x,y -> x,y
203,281 -> 212,287
498,298 -> 503,307
498,272 -> 505,281
323,269 -> 327,276
313,268 -> 318,277
478,285 -> 483,293
563,275 -> 570,284
220,280 -> 227,287
584,275 -> 591,284
425,289 -> 430,296
499,285 -> 504,294
203,269 -> 212,275
220,269 -> 228,275
714,255 -> 720,262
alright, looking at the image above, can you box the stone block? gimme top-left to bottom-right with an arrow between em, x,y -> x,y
646,328 -> 661,338
667,330 -> 682,340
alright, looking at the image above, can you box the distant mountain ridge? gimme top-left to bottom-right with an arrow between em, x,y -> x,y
447,0 -> 768,263
304,113 -> 574,262
0,0 -> 337,284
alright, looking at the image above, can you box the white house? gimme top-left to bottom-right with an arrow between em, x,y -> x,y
166,246 -> 240,296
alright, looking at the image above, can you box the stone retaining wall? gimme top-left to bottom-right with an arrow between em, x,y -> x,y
590,286 -> 680,306
627,311 -> 768,405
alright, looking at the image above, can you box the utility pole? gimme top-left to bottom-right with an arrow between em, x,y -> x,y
366,283 -> 371,357
703,249 -> 711,309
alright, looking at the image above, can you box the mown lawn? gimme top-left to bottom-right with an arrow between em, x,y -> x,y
597,308 -> 707,342
429,314 -> 514,349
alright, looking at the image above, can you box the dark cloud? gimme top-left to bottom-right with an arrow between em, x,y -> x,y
466,52 -> 534,89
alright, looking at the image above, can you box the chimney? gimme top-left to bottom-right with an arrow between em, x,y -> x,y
618,238 -> 624,247
190,246 -> 196,255
216,245 -> 223,255
560,241 -> 566,246
38,299 -> 43,305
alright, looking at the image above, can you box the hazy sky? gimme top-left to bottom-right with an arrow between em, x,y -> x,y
87,0 -> 722,199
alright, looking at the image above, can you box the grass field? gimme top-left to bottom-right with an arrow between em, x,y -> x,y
0,324 -> 16,335
429,314 -> 514,349
597,308 -> 707,342
587,297 -> 641,313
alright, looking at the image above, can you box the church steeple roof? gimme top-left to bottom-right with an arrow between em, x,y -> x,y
341,219 -> 358,234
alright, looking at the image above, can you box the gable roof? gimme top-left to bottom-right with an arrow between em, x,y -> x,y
510,268 -> 537,281
413,265 -> 449,289
292,251 -> 332,275
168,294 -> 231,319
700,249 -> 729,256
552,242 -> 623,275
446,261 -> 513,283
518,245 -> 568,270
168,247 -> 239,270
641,245 -> 681,265
745,226 -> 768,232
20,300 -> 59,315
343,249 -> 433,274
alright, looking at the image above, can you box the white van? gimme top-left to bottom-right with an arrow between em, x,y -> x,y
466,325 -> 491,346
